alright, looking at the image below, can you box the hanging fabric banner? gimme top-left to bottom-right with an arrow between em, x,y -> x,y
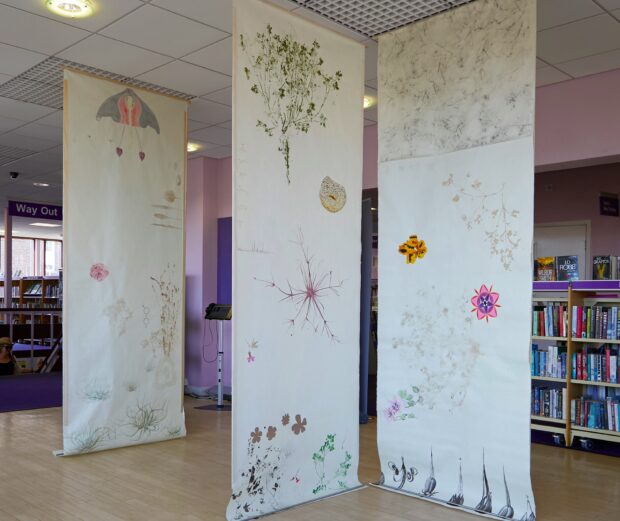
63,70 -> 187,455
376,0 -> 537,519
230,0 -> 364,518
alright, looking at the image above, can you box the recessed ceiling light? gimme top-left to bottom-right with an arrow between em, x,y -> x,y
363,95 -> 376,109
29,222 -> 62,228
371,207 -> 377,211
187,142 -> 202,153
33,182 -> 50,187
46,0 -> 94,19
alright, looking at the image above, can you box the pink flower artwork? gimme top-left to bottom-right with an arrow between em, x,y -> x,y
90,263 -> 110,282
247,351 -> 255,363
471,284 -> 500,322
383,397 -> 403,421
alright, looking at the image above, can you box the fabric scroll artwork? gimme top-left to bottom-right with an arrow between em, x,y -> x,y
63,70 -> 187,455
376,0 -> 537,519
230,0 -> 364,518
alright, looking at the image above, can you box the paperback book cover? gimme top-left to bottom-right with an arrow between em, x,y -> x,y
593,256 -> 612,280
556,255 -> 579,281
535,257 -> 556,281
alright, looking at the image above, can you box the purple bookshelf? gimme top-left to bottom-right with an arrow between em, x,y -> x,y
534,280 -> 620,292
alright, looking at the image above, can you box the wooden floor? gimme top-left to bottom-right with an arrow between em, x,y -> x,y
0,398 -> 618,520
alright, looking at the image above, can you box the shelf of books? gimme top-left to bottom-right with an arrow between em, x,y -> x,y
532,281 -> 620,447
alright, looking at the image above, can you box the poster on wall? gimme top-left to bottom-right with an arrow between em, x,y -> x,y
376,0 -> 537,519
230,0 -> 364,518
63,70 -> 187,455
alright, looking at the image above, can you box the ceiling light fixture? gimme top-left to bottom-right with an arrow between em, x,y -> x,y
29,222 -> 62,228
363,95 -> 376,109
46,0 -> 94,19
187,142 -> 202,153
33,182 -> 50,187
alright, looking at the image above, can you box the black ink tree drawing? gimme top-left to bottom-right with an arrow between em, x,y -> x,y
240,24 -> 342,183
256,233 -> 343,342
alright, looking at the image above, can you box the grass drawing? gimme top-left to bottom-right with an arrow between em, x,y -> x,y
125,401 -> 166,440
312,434 -> 352,494
69,426 -> 113,453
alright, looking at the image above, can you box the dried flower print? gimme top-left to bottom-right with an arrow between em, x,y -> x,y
146,265 -> 180,357
281,414 -> 290,426
240,25 -> 342,183
250,427 -> 263,444
90,263 -> 109,282
266,426 -> 277,441
398,235 -> 427,265
311,434 -> 353,495
103,298 -> 133,336
443,173 -> 520,270
471,284 -> 500,322
256,232 -> 343,341
383,386 -> 421,421
291,414 -> 307,435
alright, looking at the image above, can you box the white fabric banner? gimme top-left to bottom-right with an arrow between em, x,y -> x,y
377,0 -> 537,519
63,70 -> 187,455
230,0 -> 364,518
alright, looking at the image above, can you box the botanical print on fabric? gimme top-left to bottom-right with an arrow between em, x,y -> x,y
319,176 -> 347,213
240,24 -> 342,183
96,88 -> 160,160
383,386 -> 421,421
103,298 -> 133,336
311,434 -> 353,495
443,173 -> 520,271
89,262 -> 109,281
152,174 -> 182,230
256,232 -> 343,342
398,235 -> 427,265
471,284 -> 500,322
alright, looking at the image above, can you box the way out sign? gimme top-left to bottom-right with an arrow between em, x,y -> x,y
8,200 -> 63,220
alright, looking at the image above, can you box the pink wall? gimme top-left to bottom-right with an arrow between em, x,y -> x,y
535,162 -> 620,256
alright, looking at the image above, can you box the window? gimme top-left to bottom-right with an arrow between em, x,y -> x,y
0,237 -> 63,277
44,240 -> 63,276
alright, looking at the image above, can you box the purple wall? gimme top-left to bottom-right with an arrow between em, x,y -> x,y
535,162 -> 620,256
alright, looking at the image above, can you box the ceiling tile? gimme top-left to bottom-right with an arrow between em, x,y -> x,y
537,14 -> 620,64
188,140 -> 221,153
0,97 -> 56,122
0,73 -> 11,84
188,98 -> 231,125
203,145 -> 231,159
365,77 -> 377,89
0,157 -> 58,176
137,60 -> 230,96
293,6 -> 368,41
266,0 -> 300,10
58,35 -> 172,77
598,1 -> 620,9
101,4 -> 228,58
536,58 -> 549,69
0,115 -> 26,133
150,0 -> 232,32
201,87 -> 232,106
556,48 -> 620,77
189,126 -> 231,146
365,40 -> 378,81
217,120 -> 232,130
537,0 -> 603,31
0,43 -> 46,77
0,0 -> 144,32
33,111 -> 63,128
188,119 -> 208,132
536,66 -> 572,87
364,119 -> 376,126
0,132 -> 59,151
364,106 -> 377,122
183,37 -> 232,75
0,4 -> 90,55
12,122 -> 63,142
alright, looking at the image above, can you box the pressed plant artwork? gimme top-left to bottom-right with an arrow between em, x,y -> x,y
256,231 -> 343,341
384,457 -> 418,490
383,385 -> 421,421
125,401 -> 166,440
144,264 -> 180,358
471,284 -> 500,322
69,426 -> 114,454
311,434 -> 352,495
319,176 -> 347,213
103,298 -> 133,337
81,379 -> 112,401
398,235 -> 427,265
240,25 -> 342,183
90,262 -> 109,282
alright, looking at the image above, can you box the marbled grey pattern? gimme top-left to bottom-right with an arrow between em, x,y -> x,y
378,0 -> 535,162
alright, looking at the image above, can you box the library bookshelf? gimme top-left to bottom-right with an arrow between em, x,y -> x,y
531,280 -> 620,447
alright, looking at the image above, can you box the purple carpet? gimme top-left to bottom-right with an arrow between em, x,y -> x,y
0,373 -> 62,413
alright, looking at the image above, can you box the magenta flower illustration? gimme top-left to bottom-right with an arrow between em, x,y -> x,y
471,284 -> 500,322
90,263 -> 109,282
256,232 -> 343,342
383,397 -> 403,421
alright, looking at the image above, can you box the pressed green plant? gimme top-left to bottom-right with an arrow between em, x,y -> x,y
240,25 -> 342,183
311,434 -> 352,494
70,426 -> 113,453
126,401 -> 166,440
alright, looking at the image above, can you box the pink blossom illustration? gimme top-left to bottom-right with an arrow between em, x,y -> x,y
90,263 -> 109,282
471,284 -> 500,322
247,351 -> 255,363
256,231 -> 343,342
383,397 -> 403,421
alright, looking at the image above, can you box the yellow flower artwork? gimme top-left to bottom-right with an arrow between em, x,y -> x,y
398,235 -> 427,265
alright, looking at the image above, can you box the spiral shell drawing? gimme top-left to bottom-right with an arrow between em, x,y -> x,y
319,176 -> 347,213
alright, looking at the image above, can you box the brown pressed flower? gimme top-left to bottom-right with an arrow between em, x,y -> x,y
281,414 -> 290,426
266,426 -> 277,440
291,414 -> 307,435
250,427 -> 262,444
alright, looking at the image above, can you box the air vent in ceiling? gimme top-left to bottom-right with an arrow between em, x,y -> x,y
0,57 -> 195,110
290,0 -> 474,38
